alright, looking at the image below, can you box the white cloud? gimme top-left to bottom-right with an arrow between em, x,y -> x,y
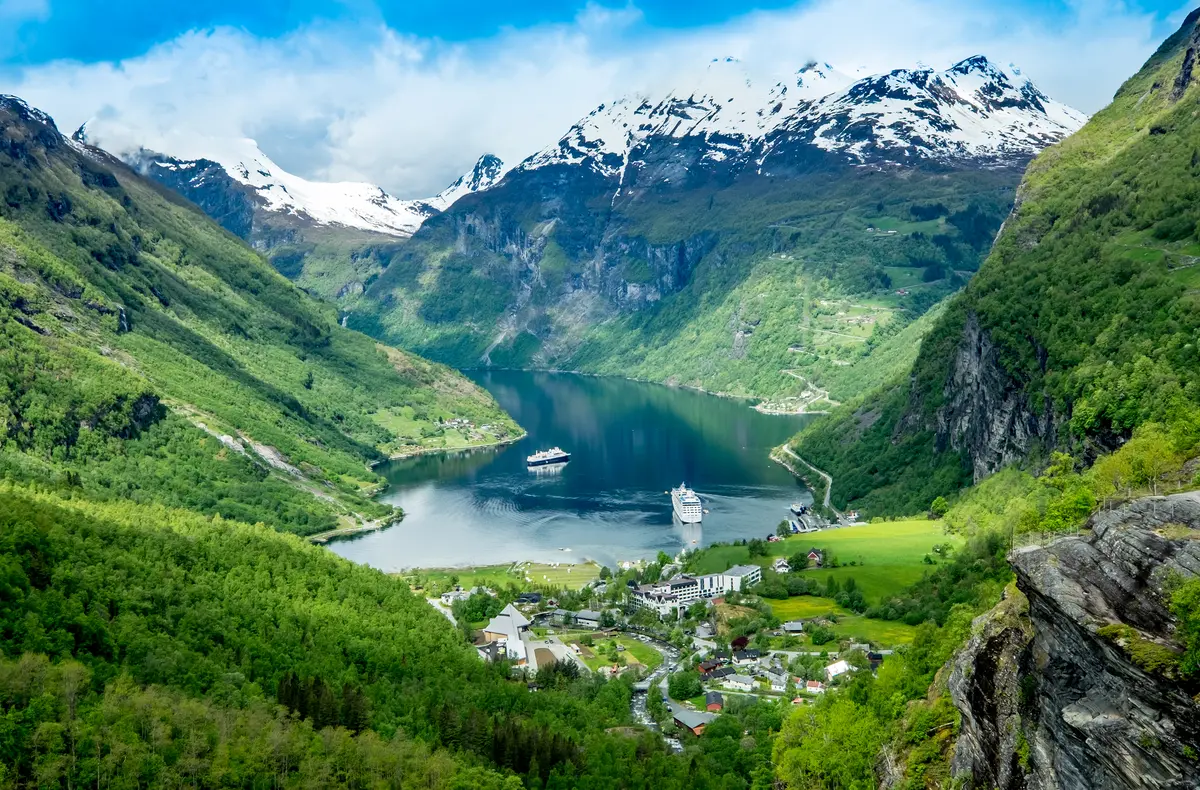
0,0 -> 1170,197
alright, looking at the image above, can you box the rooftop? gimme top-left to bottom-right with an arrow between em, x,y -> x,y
672,708 -> 716,729
726,564 -> 762,577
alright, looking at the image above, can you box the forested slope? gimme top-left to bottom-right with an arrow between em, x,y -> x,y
0,96 -> 518,536
792,10 -> 1200,514
0,484 -> 798,788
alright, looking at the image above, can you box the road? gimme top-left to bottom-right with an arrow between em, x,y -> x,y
627,635 -> 683,753
775,446 -> 842,518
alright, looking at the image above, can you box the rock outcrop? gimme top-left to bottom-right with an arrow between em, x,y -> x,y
933,312 -> 1059,482
950,492 -> 1200,789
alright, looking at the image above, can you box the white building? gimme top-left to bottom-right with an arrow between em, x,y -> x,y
631,563 -> 764,614
724,675 -> 756,692
825,660 -> 852,681
772,557 -> 791,574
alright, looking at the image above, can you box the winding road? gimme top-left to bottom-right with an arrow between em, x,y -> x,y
774,446 -> 843,519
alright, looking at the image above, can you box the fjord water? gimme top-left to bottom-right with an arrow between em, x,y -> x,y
328,370 -> 815,570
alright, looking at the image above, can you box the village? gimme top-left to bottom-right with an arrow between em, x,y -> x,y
421,514 -> 918,740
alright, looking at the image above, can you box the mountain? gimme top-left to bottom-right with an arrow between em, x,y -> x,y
77,121 -> 505,302
789,10 -> 1200,515
348,55 -> 1084,402
0,94 -> 519,537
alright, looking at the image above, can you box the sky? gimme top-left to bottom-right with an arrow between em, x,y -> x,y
0,0 -> 1194,197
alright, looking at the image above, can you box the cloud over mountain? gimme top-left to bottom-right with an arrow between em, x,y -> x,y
2,0 -> 1167,197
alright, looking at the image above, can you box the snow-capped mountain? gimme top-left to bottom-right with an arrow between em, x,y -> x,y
520,55 -> 1085,180
432,153 -> 507,210
522,58 -> 853,177
75,123 -> 502,239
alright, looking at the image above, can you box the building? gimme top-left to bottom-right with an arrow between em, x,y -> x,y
773,557 -> 791,573
766,670 -> 790,693
707,666 -> 735,681
807,549 -> 825,567
698,659 -> 724,675
722,565 -> 763,591
805,680 -> 825,694
825,659 -> 852,681
724,675 -> 755,692
481,603 -> 532,665
575,610 -> 604,629
733,649 -> 761,666
673,708 -> 716,736
781,620 -> 805,634
630,563 -> 764,614
705,692 -> 724,712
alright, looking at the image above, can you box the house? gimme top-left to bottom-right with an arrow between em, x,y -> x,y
773,557 -> 791,573
698,659 -> 724,675
673,708 -> 716,736
705,691 -> 724,712
805,680 -> 826,694
476,641 -> 502,662
481,604 -> 533,665
825,660 -> 852,681
724,675 -> 755,692
516,592 -> 542,605
807,548 -> 824,567
733,649 -> 761,665
707,666 -> 735,681
767,535 -> 781,542
867,651 -> 885,671
766,670 -> 789,693
575,610 -> 604,629
781,620 -> 805,634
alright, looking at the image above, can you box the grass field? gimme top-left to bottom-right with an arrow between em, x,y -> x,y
407,560 -> 600,593
691,520 -> 957,604
556,632 -> 663,671
763,597 -> 919,647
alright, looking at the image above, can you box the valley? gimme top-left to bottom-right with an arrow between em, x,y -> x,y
2,4 -> 1200,790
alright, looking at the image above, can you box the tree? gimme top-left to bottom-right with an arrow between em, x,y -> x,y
776,520 -> 792,539
667,671 -> 702,701
748,539 -> 769,558
930,496 -> 949,518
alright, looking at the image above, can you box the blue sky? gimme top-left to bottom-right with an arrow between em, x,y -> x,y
1,0 -> 1192,195
4,0 -> 1187,66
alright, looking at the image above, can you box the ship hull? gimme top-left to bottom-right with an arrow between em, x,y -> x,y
527,454 -> 570,467
672,497 -> 703,523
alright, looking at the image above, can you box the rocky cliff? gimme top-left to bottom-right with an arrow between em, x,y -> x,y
950,492 -> 1200,789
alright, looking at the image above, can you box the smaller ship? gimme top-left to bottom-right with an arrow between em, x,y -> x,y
790,502 -> 809,516
527,447 -> 570,467
671,483 -> 703,524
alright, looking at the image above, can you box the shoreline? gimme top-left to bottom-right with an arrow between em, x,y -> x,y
368,430 -> 527,468
460,365 -> 809,416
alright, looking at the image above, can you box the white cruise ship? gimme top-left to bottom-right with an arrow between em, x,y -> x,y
671,483 -> 703,523
526,447 -> 570,467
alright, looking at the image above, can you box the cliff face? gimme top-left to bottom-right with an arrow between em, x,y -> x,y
926,311 -> 1059,482
950,493 -> 1200,789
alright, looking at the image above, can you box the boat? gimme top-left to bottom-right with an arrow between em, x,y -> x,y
527,447 -> 570,467
790,502 -> 809,516
671,483 -> 703,523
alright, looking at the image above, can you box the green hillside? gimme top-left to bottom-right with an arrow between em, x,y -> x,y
351,165 -> 1014,402
791,12 -> 1200,514
0,97 -> 518,536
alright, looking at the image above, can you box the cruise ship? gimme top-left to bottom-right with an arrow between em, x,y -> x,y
526,447 -> 570,467
671,483 -> 703,523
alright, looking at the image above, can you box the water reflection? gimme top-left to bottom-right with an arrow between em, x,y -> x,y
327,371 -> 816,570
